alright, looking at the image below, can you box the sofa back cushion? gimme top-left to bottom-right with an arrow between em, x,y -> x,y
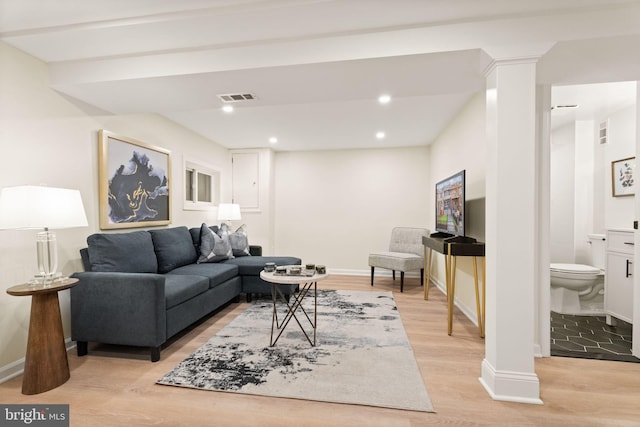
149,226 -> 198,273
87,231 -> 158,273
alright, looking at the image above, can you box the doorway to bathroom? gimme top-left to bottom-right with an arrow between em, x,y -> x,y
549,81 -> 638,363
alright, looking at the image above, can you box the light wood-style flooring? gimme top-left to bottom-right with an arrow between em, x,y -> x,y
2,275 -> 639,426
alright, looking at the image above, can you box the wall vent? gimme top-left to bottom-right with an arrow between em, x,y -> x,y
599,120 -> 608,144
217,93 -> 257,103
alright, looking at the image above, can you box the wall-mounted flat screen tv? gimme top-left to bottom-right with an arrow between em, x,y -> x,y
435,170 -> 465,237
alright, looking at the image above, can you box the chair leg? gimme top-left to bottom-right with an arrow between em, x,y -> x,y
370,267 -> 375,287
400,272 -> 404,292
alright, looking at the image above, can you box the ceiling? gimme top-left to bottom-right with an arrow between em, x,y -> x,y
1,0 -> 640,151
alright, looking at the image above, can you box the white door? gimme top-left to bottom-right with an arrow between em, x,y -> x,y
232,152 -> 259,210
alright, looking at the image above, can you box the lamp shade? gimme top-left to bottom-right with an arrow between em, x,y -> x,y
0,185 -> 88,230
217,203 -> 241,222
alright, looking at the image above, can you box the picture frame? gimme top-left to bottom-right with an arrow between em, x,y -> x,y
611,156 -> 635,198
98,130 -> 171,229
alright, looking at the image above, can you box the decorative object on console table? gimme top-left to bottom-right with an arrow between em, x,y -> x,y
611,156 -> 635,197
98,130 -> 171,229
6,278 -> 79,394
0,185 -> 88,284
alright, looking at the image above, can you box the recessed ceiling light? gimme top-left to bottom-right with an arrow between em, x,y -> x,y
376,131 -> 386,139
378,94 -> 391,104
269,137 -> 278,144
222,105 -> 234,113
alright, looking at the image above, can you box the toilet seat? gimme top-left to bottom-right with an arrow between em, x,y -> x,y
550,263 -> 600,274
550,263 -> 601,279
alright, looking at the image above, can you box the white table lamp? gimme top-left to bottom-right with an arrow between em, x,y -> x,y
0,185 -> 88,283
217,203 -> 241,229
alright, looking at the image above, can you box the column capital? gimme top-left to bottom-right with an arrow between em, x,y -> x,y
481,42 -> 555,77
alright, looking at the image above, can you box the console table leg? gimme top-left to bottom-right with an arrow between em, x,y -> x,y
446,248 -> 453,335
473,257 -> 484,338
448,255 -> 457,336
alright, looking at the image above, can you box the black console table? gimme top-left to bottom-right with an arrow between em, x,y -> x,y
422,233 -> 485,338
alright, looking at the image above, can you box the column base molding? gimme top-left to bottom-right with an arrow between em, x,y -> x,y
479,358 -> 543,405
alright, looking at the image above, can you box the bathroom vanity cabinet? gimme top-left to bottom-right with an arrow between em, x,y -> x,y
605,229 -> 634,325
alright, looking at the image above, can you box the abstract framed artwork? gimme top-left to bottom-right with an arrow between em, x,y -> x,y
98,130 -> 171,229
611,156 -> 635,197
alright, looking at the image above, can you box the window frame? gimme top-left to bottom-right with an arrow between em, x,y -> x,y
183,160 -> 220,211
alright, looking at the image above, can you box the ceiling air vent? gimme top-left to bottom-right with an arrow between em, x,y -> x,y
217,93 -> 257,103
599,120 -> 608,144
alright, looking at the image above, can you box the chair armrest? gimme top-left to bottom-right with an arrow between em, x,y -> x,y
70,272 -> 167,348
249,245 -> 262,256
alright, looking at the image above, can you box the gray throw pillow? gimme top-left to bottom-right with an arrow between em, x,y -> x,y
228,224 -> 251,257
197,223 -> 232,263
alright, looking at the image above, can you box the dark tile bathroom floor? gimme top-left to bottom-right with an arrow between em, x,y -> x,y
551,312 -> 638,363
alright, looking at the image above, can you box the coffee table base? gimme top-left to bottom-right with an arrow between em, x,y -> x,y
269,281 -> 317,347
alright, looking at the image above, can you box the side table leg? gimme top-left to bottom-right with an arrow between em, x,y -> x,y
23,292 -> 70,395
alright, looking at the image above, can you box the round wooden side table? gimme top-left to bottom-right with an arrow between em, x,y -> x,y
6,278 -> 79,395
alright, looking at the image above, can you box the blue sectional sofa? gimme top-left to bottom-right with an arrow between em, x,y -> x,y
71,225 -> 300,362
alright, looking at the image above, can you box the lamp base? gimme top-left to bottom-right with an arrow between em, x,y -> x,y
36,230 -> 58,285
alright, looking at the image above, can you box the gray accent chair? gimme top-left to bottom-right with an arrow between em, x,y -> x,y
368,227 -> 429,292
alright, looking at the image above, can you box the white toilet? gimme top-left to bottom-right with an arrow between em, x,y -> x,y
550,234 -> 606,315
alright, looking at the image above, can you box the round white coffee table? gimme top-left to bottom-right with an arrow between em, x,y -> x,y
260,266 -> 329,347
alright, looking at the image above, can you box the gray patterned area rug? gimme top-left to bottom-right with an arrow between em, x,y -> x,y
157,289 -> 434,412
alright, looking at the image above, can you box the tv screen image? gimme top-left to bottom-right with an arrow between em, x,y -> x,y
435,170 -> 465,236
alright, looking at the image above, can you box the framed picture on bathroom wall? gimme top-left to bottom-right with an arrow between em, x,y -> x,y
98,130 -> 171,229
611,156 -> 635,197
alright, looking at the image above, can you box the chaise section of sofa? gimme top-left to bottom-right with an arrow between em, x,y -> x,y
71,225 -> 302,362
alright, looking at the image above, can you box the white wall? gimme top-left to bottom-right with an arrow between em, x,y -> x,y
601,105 -> 636,231
274,147 -> 430,272
550,102 -> 636,267
550,123 -> 576,262
427,92 -> 486,322
0,42 -> 231,376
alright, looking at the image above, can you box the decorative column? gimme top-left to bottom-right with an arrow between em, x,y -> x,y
480,57 -> 543,404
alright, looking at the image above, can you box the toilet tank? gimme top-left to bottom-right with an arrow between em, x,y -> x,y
587,233 -> 606,270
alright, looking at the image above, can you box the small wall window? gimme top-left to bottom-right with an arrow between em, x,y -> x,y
184,160 -> 220,210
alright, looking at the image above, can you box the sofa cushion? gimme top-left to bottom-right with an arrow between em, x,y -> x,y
87,231 -> 158,273
168,262 -> 239,289
227,224 -> 251,257
164,274 -> 210,309
197,223 -> 232,263
149,227 -> 198,274
224,256 -> 302,276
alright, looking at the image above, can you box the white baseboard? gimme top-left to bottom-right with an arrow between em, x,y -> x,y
0,338 -> 75,385
479,358 -> 543,404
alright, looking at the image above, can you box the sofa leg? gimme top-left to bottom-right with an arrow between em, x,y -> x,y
370,267 -> 375,287
400,272 -> 404,292
150,346 -> 161,362
392,270 -> 396,281
77,341 -> 88,357
233,295 -> 241,303
420,268 -> 424,287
